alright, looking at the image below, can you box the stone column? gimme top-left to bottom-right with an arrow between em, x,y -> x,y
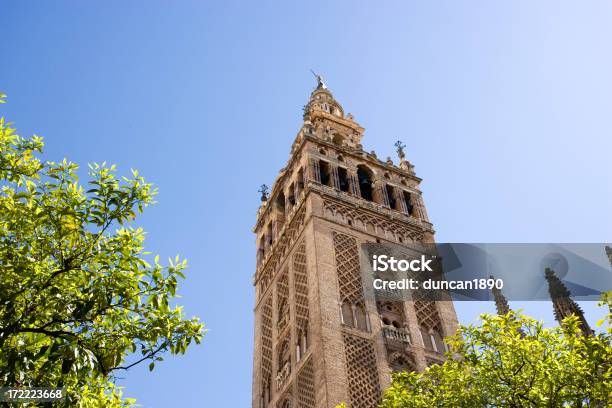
309,158 -> 321,184
394,188 -> 409,214
415,194 -> 430,222
330,165 -> 340,190
373,181 -> 390,207
348,169 -> 360,197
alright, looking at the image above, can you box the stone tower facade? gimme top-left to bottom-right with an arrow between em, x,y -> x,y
252,78 -> 458,408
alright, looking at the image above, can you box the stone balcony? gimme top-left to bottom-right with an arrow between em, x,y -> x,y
382,326 -> 411,344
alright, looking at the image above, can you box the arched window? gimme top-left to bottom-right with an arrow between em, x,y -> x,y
258,236 -> 266,264
403,191 -> 414,216
385,184 -> 397,210
276,191 -> 286,214
337,167 -> 349,192
357,165 -> 374,202
420,327 -> 433,350
297,168 -> 304,194
266,223 -> 273,246
278,339 -> 291,375
341,302 -> 354,327
319,160 -> 332,187
287,183 -> 296,208
296,328 -> 309,362
432,330 -> 445,353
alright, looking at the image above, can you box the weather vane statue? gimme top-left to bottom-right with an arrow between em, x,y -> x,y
394,140 -> 406,161
310,69 -> 327,89
258,184 -> 269,202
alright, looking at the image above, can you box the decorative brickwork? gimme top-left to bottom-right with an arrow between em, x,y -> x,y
296,358 -> 316,408
277,269 -> 290,331
262,296 -> 273,404
414,300 -> 442,331
343,334 -> 381,408
293,242 -> 309,332
333,232 -> 363,304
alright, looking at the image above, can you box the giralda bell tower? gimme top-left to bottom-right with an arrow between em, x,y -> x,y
252,77 -> 458,408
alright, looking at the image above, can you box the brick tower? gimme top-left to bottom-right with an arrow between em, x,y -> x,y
252,77 -> 458,408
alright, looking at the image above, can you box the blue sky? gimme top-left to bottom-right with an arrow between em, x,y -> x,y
2,1 -> 611,406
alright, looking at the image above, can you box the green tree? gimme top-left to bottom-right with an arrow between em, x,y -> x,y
0,94 -> 204,406
379,299 -> 611,407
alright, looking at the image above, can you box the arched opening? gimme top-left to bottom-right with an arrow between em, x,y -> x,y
296,328 -> 309,362
432,330 -> 445,353
385,184 -> 397,210
258,236 -> 266,265
297,168 -> 304,195
341,302 -> 354,327
276,191 -> 286,213
357,165 -> 374,202
402,191 -> 414,216
319,160 -> 332,187
287,183 -> 296,208
337,167 -> 349,192
277,339 -> 291,381
420,326 -> 433,350
266,223 -> 273,247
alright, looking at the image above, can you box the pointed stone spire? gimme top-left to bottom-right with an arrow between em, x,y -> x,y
490,275 -> 510,315
545,268 -> 592,335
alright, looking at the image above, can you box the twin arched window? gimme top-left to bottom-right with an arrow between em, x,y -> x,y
341,301 -> 369,331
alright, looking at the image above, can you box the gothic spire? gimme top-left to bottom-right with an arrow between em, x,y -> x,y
544,268 -> 592,335
490,275 -> 510,315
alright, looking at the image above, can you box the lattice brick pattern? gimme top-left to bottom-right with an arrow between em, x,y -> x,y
293,242 -> 309,331
296,358 -> 316,408
277,269 -> 290,331
333,232 -> 364,304
262,296 -> 273,383
343,334 -> 381,408
414,300 -> 442,331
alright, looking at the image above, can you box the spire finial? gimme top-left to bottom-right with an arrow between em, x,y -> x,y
394,140 -> 406,160
258,184 -> 269,202
310,69 -> 327,90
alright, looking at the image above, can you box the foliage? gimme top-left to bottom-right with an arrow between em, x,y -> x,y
379,298 -> 611,407
0,94 -> 204,406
